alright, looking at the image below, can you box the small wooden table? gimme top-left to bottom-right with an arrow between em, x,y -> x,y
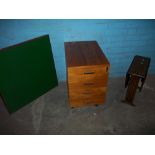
123,55 -> 151,105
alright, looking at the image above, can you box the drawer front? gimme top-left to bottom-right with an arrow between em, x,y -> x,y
68,65 -> 109,77
69,87 -> 107,98
69,95 -> 106,107
68,75 -> 108,87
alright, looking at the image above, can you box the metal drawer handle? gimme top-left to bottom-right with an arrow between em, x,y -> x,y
83,83 -> 94,85
84,72 -> 95,74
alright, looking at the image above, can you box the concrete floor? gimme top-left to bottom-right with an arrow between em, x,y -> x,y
0,76 -> 155,135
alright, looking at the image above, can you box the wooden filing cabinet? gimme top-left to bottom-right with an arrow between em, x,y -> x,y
64,41 -> 110,108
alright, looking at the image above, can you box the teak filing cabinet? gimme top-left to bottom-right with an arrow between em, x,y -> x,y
65,41 -> 110,108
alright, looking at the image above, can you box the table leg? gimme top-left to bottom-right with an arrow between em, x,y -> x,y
124,75 -> 140,105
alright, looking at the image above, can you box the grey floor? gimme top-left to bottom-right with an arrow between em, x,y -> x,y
0,76 -> 155,135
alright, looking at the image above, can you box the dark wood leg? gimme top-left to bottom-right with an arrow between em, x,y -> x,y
124,75 -> 140,106
125,74 -> 130,88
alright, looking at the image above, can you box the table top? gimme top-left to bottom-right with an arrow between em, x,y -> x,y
65,41 -> 110,67
127,55 -> 151,78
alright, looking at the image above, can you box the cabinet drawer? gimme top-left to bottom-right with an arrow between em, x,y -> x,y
68,65 -> 109,78
69,95 -> 105,107
69,87 -> 107,97
68,74 -> 108,87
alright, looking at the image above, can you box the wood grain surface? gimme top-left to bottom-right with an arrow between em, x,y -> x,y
65,41 -> 110,108
65,41 -> 110,67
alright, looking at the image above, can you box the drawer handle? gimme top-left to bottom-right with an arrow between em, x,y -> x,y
83,83 -> 94,85
84,72 -> 95,74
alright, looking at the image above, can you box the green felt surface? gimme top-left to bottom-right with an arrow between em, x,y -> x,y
0,35 -> 58,113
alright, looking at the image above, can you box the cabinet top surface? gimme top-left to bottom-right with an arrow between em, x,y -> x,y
65,41 -> 110,67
